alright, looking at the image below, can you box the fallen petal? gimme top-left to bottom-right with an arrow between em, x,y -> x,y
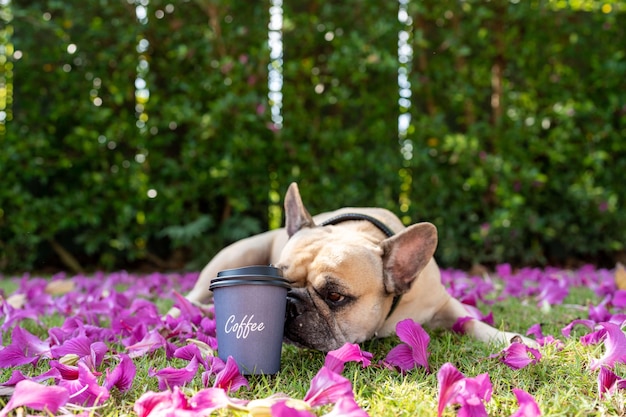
510,388 -> 541,417
104,354 -> 136,392
493,342 -> 542,370
304,366 -> 354,408
323,396 -> 370,417
150,356 -> 199,390
133,387 -> 191,417
213,356 -> 249,393
271,400 -> 316,417
395,319 -> 431,372
61,361 -> 110,406
589,322 -> 626,370
0,380 -> 69,417
436,363 -> 465,417
382,344 -> 415,372
189,387 -> 234,414
324,343 -> 373,374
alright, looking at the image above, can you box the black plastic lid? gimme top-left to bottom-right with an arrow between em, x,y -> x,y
216,265 -> 283,279
209,278 -> 291,291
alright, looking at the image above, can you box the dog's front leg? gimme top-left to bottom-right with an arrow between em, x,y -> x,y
430,296 -> 538,347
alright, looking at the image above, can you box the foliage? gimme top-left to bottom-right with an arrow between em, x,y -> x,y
0,0 -> 624,272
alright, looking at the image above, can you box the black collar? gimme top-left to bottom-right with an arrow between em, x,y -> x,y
319,213 -> 402,320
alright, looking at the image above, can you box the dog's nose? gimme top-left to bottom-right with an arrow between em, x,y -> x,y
286,292 -> 304,319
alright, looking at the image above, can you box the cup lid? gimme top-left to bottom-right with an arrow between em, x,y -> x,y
216,265 -> 284,279
209,278 -> 291,291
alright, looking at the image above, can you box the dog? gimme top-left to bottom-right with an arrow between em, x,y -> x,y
178,182 -> 534,351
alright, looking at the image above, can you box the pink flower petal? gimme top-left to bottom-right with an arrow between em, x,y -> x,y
50,360 -> 79,380
1,368 -> 61,387
492,342 -> 542,370
437,363 -> 492,417
0,380 -> 69,417
510,388 -> 541,417
323,397 -> 370,417
50,336 -> 92,359
526,324 -> 544,339
384,344 -> 415,372
324,343 -> 373,374
611,290 -> 626,309
271,401 -> 316,417
598,367 -> 620,398
397,319 -> 430,371
60,361 -> 110,406
437,363 -> 465,417
383,319 -> 430,372
304,366 -> 354,408
0,327 -> 50,367
0,344 -> 39,368
104,354 -> 136,392
174,344 -> 210,370
213,356 -> 249,393
150,356 -> 199,390
589,322 -> 626,370
452,316 -> 473,334
133,387 -> 191,417
189,387 -> 233,414
126,329 -> 167,358
561,319 -> 595,338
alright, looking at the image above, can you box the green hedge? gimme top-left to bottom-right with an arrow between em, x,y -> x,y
0,0 -> 624,272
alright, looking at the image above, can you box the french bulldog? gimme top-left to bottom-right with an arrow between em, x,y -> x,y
179,182 -> 534,351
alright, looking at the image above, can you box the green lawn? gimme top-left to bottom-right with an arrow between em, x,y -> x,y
1,275 -> 625,416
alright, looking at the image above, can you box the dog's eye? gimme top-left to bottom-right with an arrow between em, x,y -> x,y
327,292 -> 345,303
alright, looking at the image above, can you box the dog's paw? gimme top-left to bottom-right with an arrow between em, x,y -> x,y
509,334 -> 539,349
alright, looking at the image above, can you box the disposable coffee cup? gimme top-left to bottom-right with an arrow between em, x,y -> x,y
209,265 -> 290,375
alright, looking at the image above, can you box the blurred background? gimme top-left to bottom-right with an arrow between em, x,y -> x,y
0,0 -> 624,273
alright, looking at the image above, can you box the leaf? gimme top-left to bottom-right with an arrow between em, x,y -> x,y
615,262 -> 626,290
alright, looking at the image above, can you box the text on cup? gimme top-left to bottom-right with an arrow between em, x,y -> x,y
225,314 -> 265,339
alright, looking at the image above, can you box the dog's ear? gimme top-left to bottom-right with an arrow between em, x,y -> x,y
284,182 -> 316,237
381,222 -> 438,294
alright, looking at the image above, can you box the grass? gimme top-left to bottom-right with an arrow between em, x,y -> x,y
1,274 -> 626,416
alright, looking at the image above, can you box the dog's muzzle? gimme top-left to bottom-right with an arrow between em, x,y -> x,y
285,290 -> 305,320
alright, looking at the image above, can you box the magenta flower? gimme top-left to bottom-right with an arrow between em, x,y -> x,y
610,290 -> 626,309
174,343 -> 210,371
149,356 -> 199,390
0,326 -> 51,367
189,387 -> 238,414
272,396 -> 369,417
1,368 -> 61,387
536,277 -> 569,308
561,319 -> 595,338
490,342 -> 542,370
271,401 -> 316,417
324,396 -> 370,417
324,343 -> 373,374
586,322 -> 626,370
597,366 -> 626,398
437,362 -> 492,417
126,329 -> 167,358
510,388 -> 541,417
304,366 -> 355,407
588,302 -> 612,323
134,387 -> 192,417
59,361 -> 110,406
383,319 -> 430,372
0,380 -> 69,417
213,356 -> 249,393
526,324 -> 564,350
104,354 -> 136,392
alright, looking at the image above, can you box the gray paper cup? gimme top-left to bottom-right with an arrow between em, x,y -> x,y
210,265 -> 290,375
